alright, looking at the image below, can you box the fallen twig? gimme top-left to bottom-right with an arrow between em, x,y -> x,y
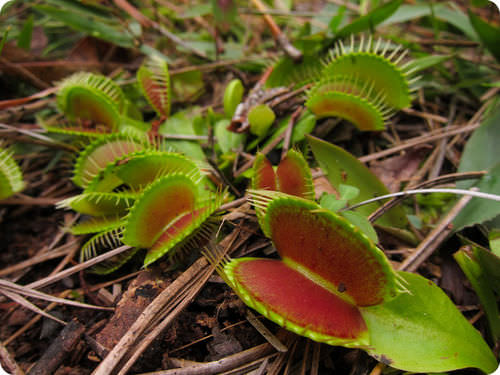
27,318 -> 86,375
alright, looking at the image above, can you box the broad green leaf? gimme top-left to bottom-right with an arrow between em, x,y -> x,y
340,211 -> 378,243
320,194 -> 347,212
468,10 -> 500,62
214,119 -> 245,154
339,184 -> 359,201
334,0 -> 403,39
454,247 -> 500,341
17,14 -> 33,50
458,105 -> 500,188
307,135 -> 408,228
159,111 -> 206,161
361,272 -> 497,373
454,163 -> 500,230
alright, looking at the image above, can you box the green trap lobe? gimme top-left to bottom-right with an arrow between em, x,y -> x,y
116,154 -> 198,190
123,177 -> 197,248
325,53 -> 411,109
276,151 -> 314,199
307,92 -> 384,131
76,139 -> 143,187
233,259 -> 367,340
150,207 -> 208,253
267,202 -> 393,306
252,154 -> 276,191
67,90 -> 119,129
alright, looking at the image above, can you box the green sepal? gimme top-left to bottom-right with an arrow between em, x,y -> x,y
56,192 -> 137,216
72,134 -> 145,188
0,146 -> 24,200
361,271 -> 497,373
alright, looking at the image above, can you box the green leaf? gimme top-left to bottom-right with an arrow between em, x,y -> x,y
338,184 -> 359,201
328,5 -> 346,33
490,229 -> 500,258
248,104 -> 276,137
468,10 -> 500,62
17,14 -> 33,50
340,210 -> 378,243
381,3 -> 446,25
215,119 -> 246,154
472,240 -> 500,295
335,0 -> 403,39
458,105 -> 500,188
454,247 -> 500,342
403,54 -> 451,73
361,272 -> 497,373
223,79 -> 244,118
34,5 -> 135,47
453,163 -> 500,230
307,135 -> 408,228
159,111 -> 206,161
320,194 -> 347,212
435,4 -> 478,41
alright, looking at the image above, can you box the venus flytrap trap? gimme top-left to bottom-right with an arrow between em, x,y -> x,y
305,36 -> 418,131
72,134 -> 147,189
58,131 -> 223,273
136,56 -> 171,120
252,149 -> 314,200
205,191 -> 497,373
45,72 -> 126,137
0,144 -> 25,200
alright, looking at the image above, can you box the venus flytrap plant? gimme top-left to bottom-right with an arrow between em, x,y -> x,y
305,36 -> 418,131
0,144 -> 25,200
266,36 -> 418,132
205,190 -> 497,373
59,133 -> 223,273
